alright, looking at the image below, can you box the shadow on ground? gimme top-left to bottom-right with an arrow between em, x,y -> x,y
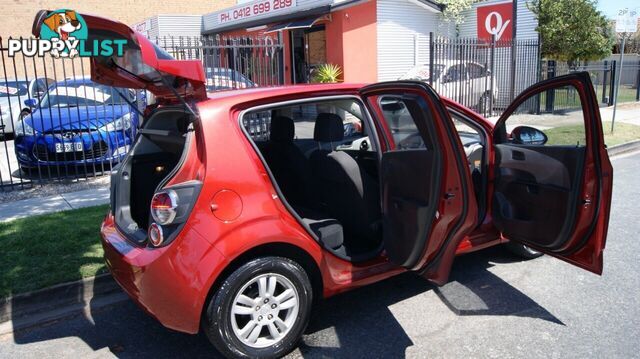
9,246 -> 562,358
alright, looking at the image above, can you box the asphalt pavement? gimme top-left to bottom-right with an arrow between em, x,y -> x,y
0,152 -> 639,358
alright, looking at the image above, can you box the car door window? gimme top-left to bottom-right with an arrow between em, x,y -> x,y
443,65 -> 466,83
34,79 -> 48,99
467,63 -> 487,80
378,96 -> 431,151
503,85 -> 586,146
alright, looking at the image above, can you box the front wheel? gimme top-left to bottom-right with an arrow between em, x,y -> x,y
204,257 -> 313,359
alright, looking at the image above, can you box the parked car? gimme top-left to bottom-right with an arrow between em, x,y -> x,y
205,67 -> 257,91
77,13 -> 613,359
13,77 -> 138,170
0,77 -> 53,136
401,61 -> 498,113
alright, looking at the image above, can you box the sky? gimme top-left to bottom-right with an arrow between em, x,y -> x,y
596,0 -> 640,19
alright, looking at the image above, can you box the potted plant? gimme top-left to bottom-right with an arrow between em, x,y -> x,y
312,63 -> 343,83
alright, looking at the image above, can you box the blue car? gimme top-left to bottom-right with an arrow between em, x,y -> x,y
14,77 -> 138,170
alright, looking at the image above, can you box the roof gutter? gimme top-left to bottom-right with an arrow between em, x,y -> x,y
202,5 -> 331,35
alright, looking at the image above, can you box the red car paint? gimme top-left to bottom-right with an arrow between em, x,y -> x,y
46,13 -> 611,335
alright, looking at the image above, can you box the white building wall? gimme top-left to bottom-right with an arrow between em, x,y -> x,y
377,0 -> 451,82
157,15 -> 203,37
134,15 -> 203,39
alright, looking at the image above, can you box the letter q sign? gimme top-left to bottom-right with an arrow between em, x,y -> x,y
477,2 -> 513,43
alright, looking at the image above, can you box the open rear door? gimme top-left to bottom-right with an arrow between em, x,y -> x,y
361,81 -> 478,285
492,72 -> 613,274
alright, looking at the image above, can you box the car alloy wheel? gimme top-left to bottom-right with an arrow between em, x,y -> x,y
204,257 -> 312,359
230,273 -> 300,348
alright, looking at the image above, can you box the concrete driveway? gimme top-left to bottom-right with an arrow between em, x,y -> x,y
0,152 -> 638,358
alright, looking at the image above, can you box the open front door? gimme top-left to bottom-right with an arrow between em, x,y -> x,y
361,81 -> 478,285
492,72 -> 613,274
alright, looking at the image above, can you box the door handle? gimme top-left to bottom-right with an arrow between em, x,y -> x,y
512,150 -> 525,161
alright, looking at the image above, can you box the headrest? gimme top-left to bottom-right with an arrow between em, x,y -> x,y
270,116 -> 295,143
313,113 -> 344,142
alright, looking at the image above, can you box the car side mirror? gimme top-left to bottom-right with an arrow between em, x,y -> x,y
511,126 -> 548,145
24,98 -> 38,108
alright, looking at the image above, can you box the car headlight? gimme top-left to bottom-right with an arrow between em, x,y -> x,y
99,113 -> 132,132
14,120 -> 35,137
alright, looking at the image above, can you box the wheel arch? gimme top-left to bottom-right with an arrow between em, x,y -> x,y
200,241 -> 323,328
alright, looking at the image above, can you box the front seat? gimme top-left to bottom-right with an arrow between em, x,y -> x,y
310,113 -> 380,240
261,116 -> 313,207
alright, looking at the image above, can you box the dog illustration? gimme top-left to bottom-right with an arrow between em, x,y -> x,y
42,10 -> 82,58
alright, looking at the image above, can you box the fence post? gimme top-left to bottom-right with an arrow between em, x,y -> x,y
602,60 -> 609,104
609,60 -> 616,106
545,60 -> 555,112
489,34 -> 496,117
429,32 -> 434,86
636,59 -> 640,101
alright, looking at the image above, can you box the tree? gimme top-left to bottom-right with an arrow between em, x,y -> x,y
528,0 -> 615,63
440,0 -> 477,26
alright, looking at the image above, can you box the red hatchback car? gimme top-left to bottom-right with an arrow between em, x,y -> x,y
61,13 -> 613,359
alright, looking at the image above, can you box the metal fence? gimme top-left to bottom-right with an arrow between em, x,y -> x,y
421,35 -> 541,118
0,34 -> 284,192
153,35 -> 284,91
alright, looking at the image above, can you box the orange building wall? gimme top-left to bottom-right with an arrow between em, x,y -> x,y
217,0 -> 378,85
326,1 -> 378,83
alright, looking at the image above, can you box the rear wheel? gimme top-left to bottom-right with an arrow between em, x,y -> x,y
204,257 -> 312,359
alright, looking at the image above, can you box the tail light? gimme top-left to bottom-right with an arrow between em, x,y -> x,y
147,181 -> 202,247
148,223 -> 164,246
151,190 -> 178,225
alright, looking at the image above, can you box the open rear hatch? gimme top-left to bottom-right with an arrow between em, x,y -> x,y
32,11 -> 206,244
32,10 -> 207,103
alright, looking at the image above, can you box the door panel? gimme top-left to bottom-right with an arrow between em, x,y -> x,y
381,150 -> 436,267
494,144 -> 585,248
360,81 -> 478,284
493,72 -> 613,274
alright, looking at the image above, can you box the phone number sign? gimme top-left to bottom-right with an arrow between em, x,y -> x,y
219,0 -> 297,25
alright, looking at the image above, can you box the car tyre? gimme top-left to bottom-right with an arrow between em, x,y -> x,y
203,256 -> 313,359
505,242 -> 544,259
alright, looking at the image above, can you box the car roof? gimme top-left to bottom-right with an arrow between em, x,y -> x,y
204,83 -> 365,103
53,76 -> 94,86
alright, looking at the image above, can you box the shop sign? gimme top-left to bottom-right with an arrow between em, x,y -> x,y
477,2 -> 513,43
219,0 -> 298,25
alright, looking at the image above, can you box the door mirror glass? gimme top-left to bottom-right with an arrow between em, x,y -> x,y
511,126 -> 548,145
24,98 -> 38,108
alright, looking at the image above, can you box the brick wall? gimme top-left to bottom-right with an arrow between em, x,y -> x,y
0,0 -> 235,80
1,0 -> 235,39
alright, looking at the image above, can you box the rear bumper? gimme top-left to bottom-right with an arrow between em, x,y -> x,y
100,213 -> 227,334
